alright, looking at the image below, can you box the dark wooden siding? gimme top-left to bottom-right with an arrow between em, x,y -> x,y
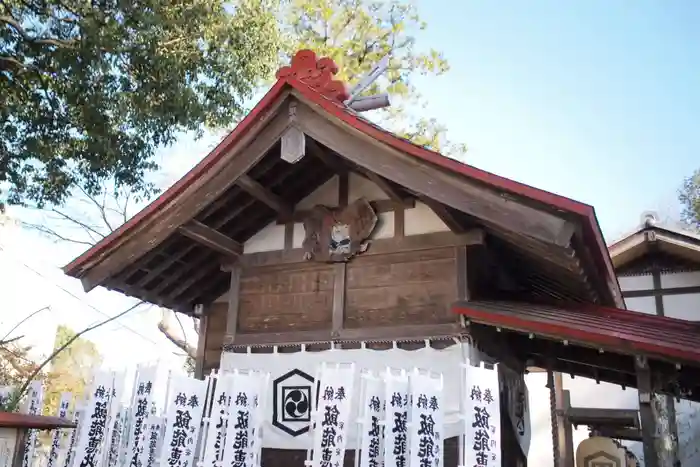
344,248 -> 457,327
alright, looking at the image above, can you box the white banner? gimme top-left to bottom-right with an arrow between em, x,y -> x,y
383,370 -> 408,467
144,416 -> 164,467
463,363 -> 501,467
408,371 -> 444,467
358,373 -> 384,467
0,427 -> 17,467
105,407 -> 127,467
310,363 -> 355,467
21,380 -> 44,467
72,371 -> 114,467
220,343 -> 468,449
101,371 -> 126,467
159,375 -> 208,467
221,371 -> 267,467
201,373 -> 233,467
47,392 -> 72,467
63,404 -> 82,467
127,365 -> 157,467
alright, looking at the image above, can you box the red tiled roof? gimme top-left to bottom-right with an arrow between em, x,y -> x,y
62,49 -> 618,305
0,412 -> 76,430
454,301 -> 700,364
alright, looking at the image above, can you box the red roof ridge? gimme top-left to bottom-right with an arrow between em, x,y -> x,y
276,50 -> 350,103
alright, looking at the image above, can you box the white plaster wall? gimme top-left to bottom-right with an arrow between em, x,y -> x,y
663,293 -> 700,321
661,270 -> 700,289
242,174 -> 449,254
624,296 -> 655,315
618,275 -> 654,291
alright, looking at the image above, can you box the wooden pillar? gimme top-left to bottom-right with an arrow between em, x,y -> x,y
194,309 -> 209,379
554,373 -> 574,467
650,268 -> 680,466
224,263 -> 242,345
636,355 -> 661,467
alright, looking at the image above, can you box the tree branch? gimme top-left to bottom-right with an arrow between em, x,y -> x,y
157,317 -> 196,358
0,305 -> 51,342
0,15 -> 79,49
9,301 -> 145,410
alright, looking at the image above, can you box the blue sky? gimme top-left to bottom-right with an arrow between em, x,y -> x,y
411,0 -> 699,240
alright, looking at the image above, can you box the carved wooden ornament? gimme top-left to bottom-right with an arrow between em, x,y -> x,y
302,198 -> 378,262
276,49 -> 350,103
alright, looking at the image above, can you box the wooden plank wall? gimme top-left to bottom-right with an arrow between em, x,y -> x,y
202,242 -> 460,371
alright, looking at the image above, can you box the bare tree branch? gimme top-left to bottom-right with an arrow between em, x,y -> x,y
9,301 -> 146,410
157,318 -> 196,358
1,306 -> 51,342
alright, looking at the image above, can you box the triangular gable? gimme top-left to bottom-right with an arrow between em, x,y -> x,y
609,212 -> 700,270
62,50 -> 622,310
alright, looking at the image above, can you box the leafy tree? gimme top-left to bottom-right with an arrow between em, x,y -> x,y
679,169 -> 700,230
1,0 -> 281,208
0,338 -> 39,388
282,0 -> 466,155
42,325 -> 102,417
16,0 -> 465,362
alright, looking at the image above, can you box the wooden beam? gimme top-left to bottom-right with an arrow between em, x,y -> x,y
276,198 -> 414,224
394,202 -> 405,237
238,230 -> 484,269
78,95 -> 294,292
360,170 -> 405,203
178,220 -> 243,258
225,329 -> 333,347
337,323 -> 461,341
338,172 -> 349,207
566,407 -> 640,428
332,263 -> 346,337
225,264 -> 242,344
293,99 -> 574,248
235,174 -> 293,217
421,196 -> 466,233
593,427 -> 643,442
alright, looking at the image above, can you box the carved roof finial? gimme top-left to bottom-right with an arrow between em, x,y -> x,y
276,50 -> 350,103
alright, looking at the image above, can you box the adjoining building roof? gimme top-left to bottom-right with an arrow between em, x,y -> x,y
61,50 -> 622,311
609,211 -> 700,271
454,300 -> 700,401
0,412 -> 76,430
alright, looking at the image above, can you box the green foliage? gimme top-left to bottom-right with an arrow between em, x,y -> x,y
679,168 -> 700,230
282,0 -> 466,156
42,325 -> 102,417
1,0 -> 281,207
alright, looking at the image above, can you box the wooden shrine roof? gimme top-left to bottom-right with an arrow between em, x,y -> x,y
454,300 -> 700,402
610,212 -> 700,273
62,50 -> 623,313
0,412 -> 76,430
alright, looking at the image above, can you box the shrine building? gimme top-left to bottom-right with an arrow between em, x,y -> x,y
63,50 -> 700,467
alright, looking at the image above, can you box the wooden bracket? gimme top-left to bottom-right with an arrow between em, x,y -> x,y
236,174 -> 293,217
178,220 -> 243,258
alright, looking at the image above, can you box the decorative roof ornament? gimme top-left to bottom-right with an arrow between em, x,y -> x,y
276,50 -> 350,103
276,49 -> 392,112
